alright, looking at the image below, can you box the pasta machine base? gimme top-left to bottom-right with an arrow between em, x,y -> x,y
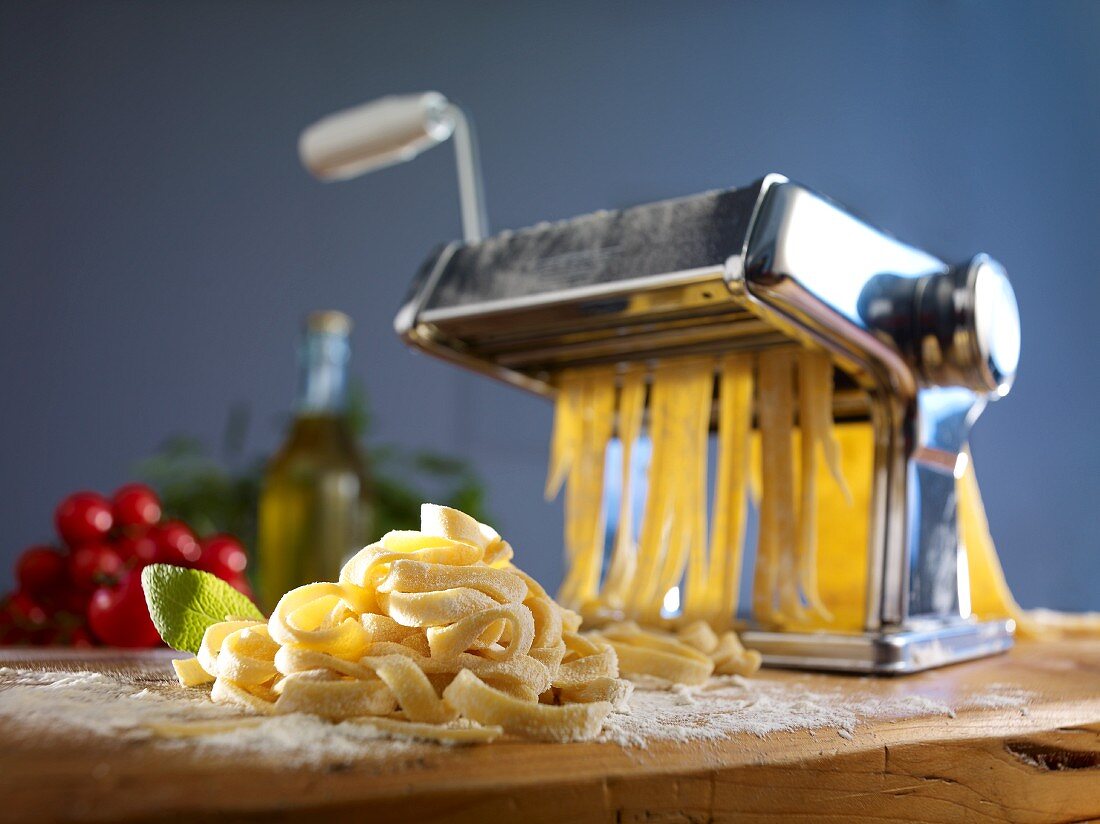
741,618 -> 1015,674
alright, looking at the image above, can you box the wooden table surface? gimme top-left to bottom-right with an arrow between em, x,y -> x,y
1,641 -> 1098,823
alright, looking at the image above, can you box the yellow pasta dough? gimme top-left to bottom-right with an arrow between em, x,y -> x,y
547,347 -> 1096,681
550,353 -> 840,635
589,620 -> 761,684
174,504 -> 632,742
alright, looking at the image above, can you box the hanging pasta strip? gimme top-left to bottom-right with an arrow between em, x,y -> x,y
625,362 -> 677,618
557,367 -> 616,610
649,369 -> 693,620
681,358 -> 719,622
796,351 -> 832,622
578,368 -> 618,606
806,354 -> 852,505
639,359 -> 712,623
704,354 -> 754,627
601,364 -> 647,608
563,377 -> 587,580
960,449 -> 1060,640
545,370 -> 583,501
701,358 -> 732,622
551,371 -> 585,600
553,370 -> 587,601
754,350 -> 800,625
686,360 -> 712,616
775,353 -> 805,624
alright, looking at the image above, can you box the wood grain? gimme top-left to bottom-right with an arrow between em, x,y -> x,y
1,641 -> 1098,823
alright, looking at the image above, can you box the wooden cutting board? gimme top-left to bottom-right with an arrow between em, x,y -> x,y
1,641 -> 1098,823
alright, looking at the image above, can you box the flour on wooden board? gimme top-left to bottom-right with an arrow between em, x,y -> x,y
0,666 -> 1033,766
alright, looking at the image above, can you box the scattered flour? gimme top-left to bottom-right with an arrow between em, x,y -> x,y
0,666 -> 1035,765
0,666 -> 426,766
598,676 -> 965,747
960,684 -> 1032,714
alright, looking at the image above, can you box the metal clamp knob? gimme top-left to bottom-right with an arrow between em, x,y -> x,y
857,254 -> 1020,396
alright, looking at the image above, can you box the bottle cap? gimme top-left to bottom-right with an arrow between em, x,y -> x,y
305,310 -> 353,337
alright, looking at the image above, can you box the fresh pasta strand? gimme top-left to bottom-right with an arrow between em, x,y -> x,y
703,354 -> 753,628
755,350 -> 800,626
545,371 -> 583,501
557,368 -> 617,611
600,364 -> 647,608
624,364 -> 672,618
592,621 -> 714,686
347,716 -> 504,744
801,422 -> 872,631
811,363 -> 851,506
650,369 -> 695,619
443,669 -> 612,742
588,620 -> 760,685
960,449 -> 1100,640
622,357 -> 714,624
796,351 -> 834,623
680,358 -> 719,622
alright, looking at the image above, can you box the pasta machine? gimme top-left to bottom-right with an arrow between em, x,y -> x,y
392,174 -> 1022,674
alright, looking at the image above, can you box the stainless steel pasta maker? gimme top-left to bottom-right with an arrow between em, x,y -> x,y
392,175 -> 1021,674
297,95 -> 1021,674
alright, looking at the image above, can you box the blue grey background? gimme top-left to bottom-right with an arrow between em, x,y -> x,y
1,1 -> 1097,609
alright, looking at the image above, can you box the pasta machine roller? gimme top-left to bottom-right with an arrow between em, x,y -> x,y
394,173 -> 1021,674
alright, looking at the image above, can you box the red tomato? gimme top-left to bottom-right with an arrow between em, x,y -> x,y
198,534 -> 249,581
59,587 -> 91,616
111,484 -> 162,530
0,605 -> 21,644
223,571 -> 255,601
15,546 -> 68,597
54,491 -> 114,546
69,544 -> 124,591
6,591 -> 48,628
0,621 -> 28,645
86,571 -> 161,648
33,625 -> 65,646
152,521 -> 201,565
114,531 -> 159,566
69,626 -> 96,648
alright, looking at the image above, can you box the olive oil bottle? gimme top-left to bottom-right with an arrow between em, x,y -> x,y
257,311 -> 374,610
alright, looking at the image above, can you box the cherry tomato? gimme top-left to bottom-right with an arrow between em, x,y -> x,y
0,605 -> 20,644
60,587 -> 92,615
54,491 -> 114,546
111,484 -> 162,531
0,619 -> 28,645
86,571 -> 161,648
198,534 -> 248,581
33,625 -> 65,646
223,571 -> 255,600
69,543 -> 124,591
152,521 -> 201,565
114,531 -> 159,566
69,626 -> 96,648
6,591 -> 48,628
15,546 -> 68,597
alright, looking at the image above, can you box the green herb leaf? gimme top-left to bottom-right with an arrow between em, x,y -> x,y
141,564 -> 263,654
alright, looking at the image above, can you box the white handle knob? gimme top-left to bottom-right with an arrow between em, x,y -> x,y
299,92 -> 456,181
